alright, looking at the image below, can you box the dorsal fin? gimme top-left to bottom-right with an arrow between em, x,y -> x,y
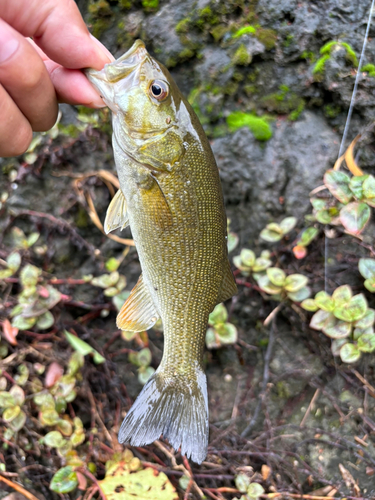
217,260 -> 238,304
117,274 -> 159,332
104,189 -> 129,234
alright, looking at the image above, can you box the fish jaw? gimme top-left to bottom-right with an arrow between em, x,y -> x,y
85,39 -> 148,113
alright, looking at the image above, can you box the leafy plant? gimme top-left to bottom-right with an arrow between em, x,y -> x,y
358,258 -> 375,292
256,268 -> 310,303
233,249 -> 272,276
235,473 -> 265,500
260,216 -> 297,242
206,303 -> 237,348
128,347 -> 155,385
302,286 -> 375,363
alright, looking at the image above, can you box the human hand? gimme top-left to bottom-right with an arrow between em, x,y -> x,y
0,0 -> 113,157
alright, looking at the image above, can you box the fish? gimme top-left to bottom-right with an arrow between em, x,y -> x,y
86,40 -> 237,464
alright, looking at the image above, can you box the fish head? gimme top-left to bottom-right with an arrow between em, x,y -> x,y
86,40 -> 180,138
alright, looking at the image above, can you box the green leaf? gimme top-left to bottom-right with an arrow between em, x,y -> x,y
252,257 -> 272,272
316,210 -> 332,224
43,285 -> 62,309
3,405 -> 21,422
349,175 -> 368,199
297,227 -> 319,246
26,232 -> 40,248
357,333 -> 375,353
240,249 -> 256,267
362,175 -> 375,202
334,293 -> 367,322
93,351 -> 105,364
310,310 -> 334,331
0,269 -> 13,279
260,228 -> 282,242
339,202 -> 371,235
217,323 -> 238,344
301,299 -> 318,312
137,348 -> 152,367
20,264 -> 41,287
324,170 -> 352,203
364,278 -> 375,293
10,409 -> 26,431
121,330 -> 137,341
331,338 -> 348,356
44,430 -> 65,448
40,409 -> 60,426
50,466 -> 78,494
138,366 -> 155,385
354,309 -> 375,329
105,257 -> 120,272
7,252 -> 21,273
256,275 -> 283,295
267,268 -> 286,287
279,217 -> 297,234
227,232 -> 239,253
91,271 -> 119,288
322,319 -> 351,339
235,473 -> 250,493
340,343 -> 361,363
70,430 -> 85,447
358,258 -> 375,279
332,285 -> 352,306
209,303 -> 227,325
11,315 -> 37,331
315,291 -> 335,312
287,286 -> 310,302
65,331 -> 93,355
247,482 -> 265,500
99,462 -> 178,500
36,311 -> 54,330
284,274 -> 308,292
9,385 -> 25,406
311,198 -> 326,210
205,327 -> 221,349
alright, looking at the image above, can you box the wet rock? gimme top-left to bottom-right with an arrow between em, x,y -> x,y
212,111 -> 339,245
195,47 -> 234,86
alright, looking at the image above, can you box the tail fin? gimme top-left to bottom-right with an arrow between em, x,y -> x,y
118,368 -> 208,464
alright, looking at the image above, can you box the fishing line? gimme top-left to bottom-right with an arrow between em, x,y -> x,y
324,0 -> 375,293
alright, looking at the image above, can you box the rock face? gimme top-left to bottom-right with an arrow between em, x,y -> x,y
213,112 -> 339,244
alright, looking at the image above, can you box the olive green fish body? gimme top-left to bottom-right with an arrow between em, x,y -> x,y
86,41 -> 236,463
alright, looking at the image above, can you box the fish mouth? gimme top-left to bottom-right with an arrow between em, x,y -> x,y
85,40 -> 148,105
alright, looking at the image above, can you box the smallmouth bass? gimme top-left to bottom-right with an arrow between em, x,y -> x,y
86,40 -> 237,463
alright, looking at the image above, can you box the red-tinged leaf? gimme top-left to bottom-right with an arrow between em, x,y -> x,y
76,471 -> 87,490
340,202 -> 371,235
2,319 -> 19,346
45,362 -> 64,388
293,245 -> 307,259
324,170 -> 352,204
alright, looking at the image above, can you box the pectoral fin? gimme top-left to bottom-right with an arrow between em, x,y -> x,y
217,261 -> 238,304
117,274 -> 160,332
140,175 -> 173,230
104,189 -> 129,234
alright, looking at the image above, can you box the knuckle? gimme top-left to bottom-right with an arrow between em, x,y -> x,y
21,62 -> 46,90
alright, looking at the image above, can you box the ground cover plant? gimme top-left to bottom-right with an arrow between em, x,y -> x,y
1,1 -> 375,499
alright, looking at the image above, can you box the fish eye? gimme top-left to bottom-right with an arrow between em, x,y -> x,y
149,80 -> 169,101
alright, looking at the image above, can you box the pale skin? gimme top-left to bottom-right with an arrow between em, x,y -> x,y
0,0 -> 113,157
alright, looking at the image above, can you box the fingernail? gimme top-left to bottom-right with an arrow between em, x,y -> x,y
0,38 -> 19,64
89,34 -> 115,64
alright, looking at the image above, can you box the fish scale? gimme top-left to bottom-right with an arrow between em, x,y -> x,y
86,40 -> 237,463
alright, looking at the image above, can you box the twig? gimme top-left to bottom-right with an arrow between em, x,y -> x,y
263,303 -> 283,327
241,318 -> 276,437
76,468 -> 107,500
351,369 -> 375,398
300,389 -> 320,427
0,475 -> 40,500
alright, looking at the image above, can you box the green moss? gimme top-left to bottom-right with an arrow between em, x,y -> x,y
362,63 -> 375,77
142,0 -> 159,11
118,0 -> 132,9
233,44 -> 251,66
210,24 -> 229,42
323,103 -> 341,118
87,0 -> 113,37
226,112 -> 272,141
300,51 -> 316,63
178,48 -> 195,60
175,17 -> 191,34
243,84 -> 257,96
261,85 -> 304,119
255,28 -> 277,50
315,41 -> 358,73
312,54 -> 330,74
233,25 -> 256,38
283,34 -> 294,47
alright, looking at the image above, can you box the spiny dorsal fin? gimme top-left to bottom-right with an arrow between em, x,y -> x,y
104,189 -> 129,234
217,260 -> 238,304
117,274 -> 159,332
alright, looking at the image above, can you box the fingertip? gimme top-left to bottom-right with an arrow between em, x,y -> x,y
89,34 -> 115,69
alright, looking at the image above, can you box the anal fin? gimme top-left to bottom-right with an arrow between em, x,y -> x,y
104,189 -> 129,234
217,260 -> 238,304
117,274 -> 159,332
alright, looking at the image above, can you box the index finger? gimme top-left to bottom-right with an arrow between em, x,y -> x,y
0,0 -> 112,70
